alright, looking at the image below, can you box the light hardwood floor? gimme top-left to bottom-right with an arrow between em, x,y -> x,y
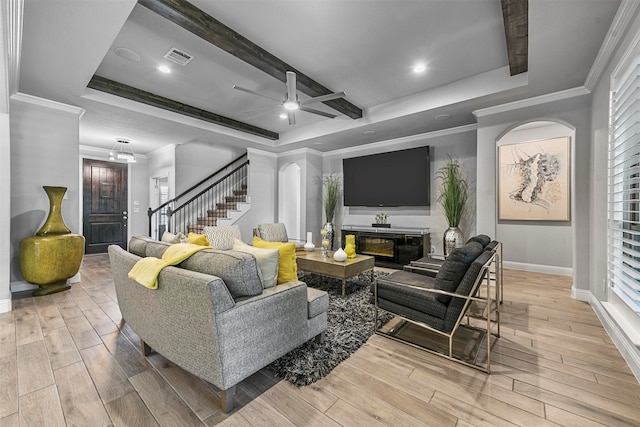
1,254 -> 639,426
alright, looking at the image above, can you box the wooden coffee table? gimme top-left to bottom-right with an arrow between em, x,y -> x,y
296,251 -> 375,296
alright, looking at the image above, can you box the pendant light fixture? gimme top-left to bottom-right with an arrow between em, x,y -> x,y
108,138 -> 137,163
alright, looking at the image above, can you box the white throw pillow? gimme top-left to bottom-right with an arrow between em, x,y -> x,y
203,225 -> 241,250
232,238 -> 279,288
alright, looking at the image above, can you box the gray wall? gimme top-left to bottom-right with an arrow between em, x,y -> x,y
175,141 -> 246,195
276,149 -> 323,245
236,149 -> 278,243
10,96 -> 83,283
476,94 -> 592,283
322,127 -> 477,257
495,122 -> 574,272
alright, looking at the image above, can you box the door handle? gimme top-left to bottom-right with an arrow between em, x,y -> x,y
123,216 -> 128,220
123,211 -> 128,215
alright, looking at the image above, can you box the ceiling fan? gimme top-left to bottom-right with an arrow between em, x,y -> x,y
233,71 -> 346,125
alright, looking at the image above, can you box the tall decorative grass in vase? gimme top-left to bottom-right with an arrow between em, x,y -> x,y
436,156 -> 468,256
322,174 -> 342,250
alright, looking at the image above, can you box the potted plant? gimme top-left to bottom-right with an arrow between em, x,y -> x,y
436,155 -> 468,256
322,174 -> 342,250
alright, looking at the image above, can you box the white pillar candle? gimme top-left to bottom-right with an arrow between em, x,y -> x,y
306,231 -> 313,242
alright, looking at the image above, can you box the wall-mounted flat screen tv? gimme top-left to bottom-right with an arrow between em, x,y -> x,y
343,146 -> 430,207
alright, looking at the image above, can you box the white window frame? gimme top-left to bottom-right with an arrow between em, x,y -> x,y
608,45 -> 640,316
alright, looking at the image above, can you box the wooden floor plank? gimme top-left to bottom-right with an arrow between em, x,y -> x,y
16,340 -> 54,396
43,326 -> 82,370
105,391 -> 160,427
18,384 -> 66,427
64,314 -> 103,350
0,355 -> 18,419
54,361 -> 112,426
129,368 -> 203,427
14,299 -> 43,346
146,352 -> 222,421
81,344 -> 135,404
0,312 -> 16,360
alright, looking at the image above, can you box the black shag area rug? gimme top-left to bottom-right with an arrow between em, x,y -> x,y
268,271 -> 392,386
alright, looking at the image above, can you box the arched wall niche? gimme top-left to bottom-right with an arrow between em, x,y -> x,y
495,119 -> 576,278
278,162 -> 301,241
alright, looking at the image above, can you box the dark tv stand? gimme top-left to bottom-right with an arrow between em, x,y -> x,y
341,225 -> 430,269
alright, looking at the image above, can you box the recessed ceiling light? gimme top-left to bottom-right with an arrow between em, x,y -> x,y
158,65 -> 171,74
413,63 -> 427,73
114,47 -> 140,61
434,113 -> 451,121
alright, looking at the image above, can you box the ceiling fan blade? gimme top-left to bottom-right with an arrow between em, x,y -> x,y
299,106 -> 337,119
299,91 -> 346,106
287,110 -> 296,125
233,85 -> 282,102
286,71 -> 297,102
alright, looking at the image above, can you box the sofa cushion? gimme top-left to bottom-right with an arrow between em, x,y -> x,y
253,237 -> 297,284
434,241 -> 483,304
232,239 -> 279,288
179,249 -> 263,298
203,225 -> 241,250
128,235 -> 154,257
145,240 -> 172,258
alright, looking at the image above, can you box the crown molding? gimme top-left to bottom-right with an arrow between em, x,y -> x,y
324,123 -> 477,158
278,147 -> 323,158
247,147 -> 278,158
11,92 -> 86,117
472,86 -> 591,119
585,0 -> 640,91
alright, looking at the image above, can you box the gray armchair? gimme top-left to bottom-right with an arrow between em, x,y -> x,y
253,223 -> 304,247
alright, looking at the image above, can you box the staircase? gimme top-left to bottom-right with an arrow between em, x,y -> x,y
148,154 -> 250,239
187,185 -> 250,233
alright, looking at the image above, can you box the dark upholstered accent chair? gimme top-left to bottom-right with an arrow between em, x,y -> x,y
374,241 -> 500,372
406,234 -> 503,303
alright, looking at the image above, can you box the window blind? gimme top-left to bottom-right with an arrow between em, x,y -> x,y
609,56 -> 640,315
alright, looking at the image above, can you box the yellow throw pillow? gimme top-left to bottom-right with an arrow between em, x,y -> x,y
187,232 -> 210,246
253,236 -> 297,284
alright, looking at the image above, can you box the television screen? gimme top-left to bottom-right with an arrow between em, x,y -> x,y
343,146 -> 430,207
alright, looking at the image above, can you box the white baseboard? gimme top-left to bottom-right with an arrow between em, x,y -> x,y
0,298 -> 11,313
504,260 -> 572,277
11,280 -> 38,293
590,296 -> 640,382
571,286 -> 591,302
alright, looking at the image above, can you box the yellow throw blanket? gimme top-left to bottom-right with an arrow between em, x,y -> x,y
128,243 -> 212,289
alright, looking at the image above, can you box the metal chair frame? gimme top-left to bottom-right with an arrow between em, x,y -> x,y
374,252 -> 500,373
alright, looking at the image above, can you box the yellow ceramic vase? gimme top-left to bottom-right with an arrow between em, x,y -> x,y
19,186 -> 85,296
344,234 -> 357,258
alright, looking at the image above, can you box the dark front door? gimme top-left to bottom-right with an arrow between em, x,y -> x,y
83,159 -> 128,253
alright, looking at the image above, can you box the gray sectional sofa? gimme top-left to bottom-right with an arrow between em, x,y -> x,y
108,236 -> 328,413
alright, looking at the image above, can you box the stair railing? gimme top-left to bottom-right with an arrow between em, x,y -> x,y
148,153 -> 249,239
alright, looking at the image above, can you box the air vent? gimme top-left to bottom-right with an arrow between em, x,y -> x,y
163,47 -> 193,66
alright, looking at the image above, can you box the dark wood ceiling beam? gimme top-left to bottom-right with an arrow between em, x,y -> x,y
138,0 -> 363,119
88,75 -> 279,140
501,0 -> 528,76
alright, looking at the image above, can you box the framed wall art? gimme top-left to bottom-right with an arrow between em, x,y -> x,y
498,136 -> 571,221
